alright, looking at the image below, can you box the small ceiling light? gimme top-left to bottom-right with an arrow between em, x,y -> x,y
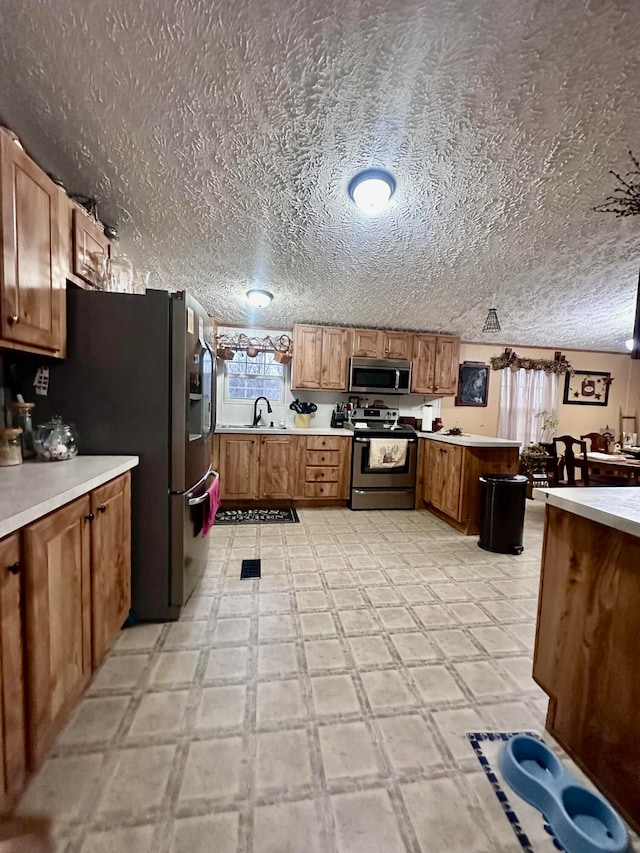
348,169 -> 396,215
482,308 -> 501,333
246,288 -> 273,308
626,338 -> 634,351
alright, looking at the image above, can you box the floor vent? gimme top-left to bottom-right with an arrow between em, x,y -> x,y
240,559 -> 261,579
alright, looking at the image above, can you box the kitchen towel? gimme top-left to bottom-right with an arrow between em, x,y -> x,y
202,476 -> 221,537
368,438 -> 408,469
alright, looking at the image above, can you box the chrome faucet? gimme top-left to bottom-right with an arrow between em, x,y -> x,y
252,396 -> 272,427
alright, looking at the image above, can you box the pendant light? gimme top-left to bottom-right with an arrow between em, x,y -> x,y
482,308 -> 501,333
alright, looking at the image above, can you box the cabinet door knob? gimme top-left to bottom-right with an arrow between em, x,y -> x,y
7,562 -> 20,575
8,314 -> 19,325
85,512 -> 95,521
98,504 -> 107,513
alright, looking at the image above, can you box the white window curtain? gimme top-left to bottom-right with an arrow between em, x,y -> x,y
498,369 -> 558,446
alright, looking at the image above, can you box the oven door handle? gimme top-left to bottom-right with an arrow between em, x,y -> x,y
355,437 -> 417,443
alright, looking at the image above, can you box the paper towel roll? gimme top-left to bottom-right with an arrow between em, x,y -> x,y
421,405 -> 433,432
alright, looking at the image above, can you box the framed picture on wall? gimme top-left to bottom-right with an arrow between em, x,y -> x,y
563,370 -> 612,406
455,362 -> 489,407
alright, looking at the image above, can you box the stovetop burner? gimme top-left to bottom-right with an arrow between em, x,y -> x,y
345,407 -> 417,439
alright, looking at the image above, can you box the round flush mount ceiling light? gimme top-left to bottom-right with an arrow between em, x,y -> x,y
348,169 -> 396,215
246,288 -> 273,308
626,338 -> 634,351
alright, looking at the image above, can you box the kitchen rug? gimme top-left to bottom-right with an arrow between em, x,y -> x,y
467,732 -> 565,853
215,508 -> 299,525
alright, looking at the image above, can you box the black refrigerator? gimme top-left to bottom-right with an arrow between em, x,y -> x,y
40,287 -> 216,621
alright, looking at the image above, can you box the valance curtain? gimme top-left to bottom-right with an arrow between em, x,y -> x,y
498,368 -> 558,446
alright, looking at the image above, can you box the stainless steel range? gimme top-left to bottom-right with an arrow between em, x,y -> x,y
346,408 -> 418,510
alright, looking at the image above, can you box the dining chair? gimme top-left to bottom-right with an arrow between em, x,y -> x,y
551,436 -> 590,486
580,431 -> 614,453
564,434 -> 632,486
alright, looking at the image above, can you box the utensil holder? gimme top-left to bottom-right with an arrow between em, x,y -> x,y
294,414 -> 311,429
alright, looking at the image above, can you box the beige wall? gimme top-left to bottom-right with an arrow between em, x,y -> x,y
440,342 -> 640,441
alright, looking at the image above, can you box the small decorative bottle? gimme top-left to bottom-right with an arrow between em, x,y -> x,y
5,401 -> 36,458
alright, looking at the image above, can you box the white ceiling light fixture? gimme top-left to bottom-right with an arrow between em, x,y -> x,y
626,338 -> 634,351
246,288 -> 273,308
348,169 -> 396,215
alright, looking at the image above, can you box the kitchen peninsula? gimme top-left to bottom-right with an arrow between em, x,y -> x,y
418,432 -> 520,533
532,486 -> 640,834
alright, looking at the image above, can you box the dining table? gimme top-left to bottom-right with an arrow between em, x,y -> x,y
583,451 -> 640,484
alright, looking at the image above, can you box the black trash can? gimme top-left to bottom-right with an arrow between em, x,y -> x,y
478,474 -> 528,555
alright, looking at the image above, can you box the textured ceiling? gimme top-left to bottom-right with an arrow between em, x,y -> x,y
1,0 -> 640,350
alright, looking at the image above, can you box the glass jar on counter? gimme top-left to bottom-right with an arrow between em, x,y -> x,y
34,416 -> 78,462
5,401 -> 36,458
0,428 -> 23,466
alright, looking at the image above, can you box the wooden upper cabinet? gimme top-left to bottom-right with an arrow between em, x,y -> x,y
320,326 -> 349,390
90,473 -> 131,667
292,325 -> 323,389
382,331 -> 412,360
0,131 -> 66,357
72,205 -> 110,288
22,496 -> 92,767
411,334 -> 460,395
411,335 -> 437,393
434,335 -> 460,395
351,328 -> 382,358
292,325 -> 350,391
0,532 -> 27,810
350,329 -> 412,360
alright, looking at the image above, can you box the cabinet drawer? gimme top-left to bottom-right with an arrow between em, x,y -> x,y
306,450 -> 340,466
304,481 -> 339,498
307,436 -> 344,451
305,465 -> 340,483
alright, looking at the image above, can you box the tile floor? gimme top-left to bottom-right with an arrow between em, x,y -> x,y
17,504 -> 640,852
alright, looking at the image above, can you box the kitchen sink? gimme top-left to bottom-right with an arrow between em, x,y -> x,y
216,423 -> 289,431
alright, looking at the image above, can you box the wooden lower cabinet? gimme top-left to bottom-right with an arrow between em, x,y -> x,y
219,434 -> 259,499
422,439 -> 519,534
300,435 -> 351,501
217,432 -> 351,503
0,532 -> 27,811
425,441 -> 462,518
219,434 -> 302,500
0,471 -> 132,802
23,496 -> 92,767
90,473 -> 131,667
259,436 -> 298,498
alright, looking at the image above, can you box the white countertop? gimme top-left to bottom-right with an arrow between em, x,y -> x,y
0,456 -> 139,538
216,425 -> 351,437
417,432 -> 521,449
532,486 -> 640,538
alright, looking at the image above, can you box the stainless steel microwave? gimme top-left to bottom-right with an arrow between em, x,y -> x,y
348,358 -> 412,394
